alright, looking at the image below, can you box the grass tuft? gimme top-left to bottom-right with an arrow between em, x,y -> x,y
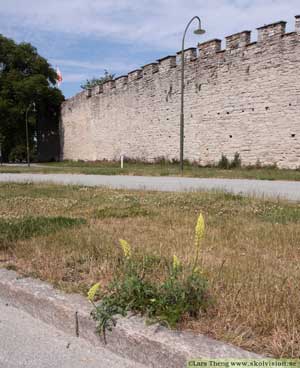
94,205 -> 151,219
259,206 -> 300,224
0,216 -> 86,249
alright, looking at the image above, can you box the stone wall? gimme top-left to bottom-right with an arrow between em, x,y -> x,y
61,16 -> 300,168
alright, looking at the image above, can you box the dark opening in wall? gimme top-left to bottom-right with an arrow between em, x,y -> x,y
229,135 -> 233,138
291,134 -> 296,138
252,108 -> 255,111
226,112 -> 230,115
289,103 -> 292,106
265,106 -> 269,110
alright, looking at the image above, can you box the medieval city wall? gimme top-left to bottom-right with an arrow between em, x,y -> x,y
61,17 -> 300,168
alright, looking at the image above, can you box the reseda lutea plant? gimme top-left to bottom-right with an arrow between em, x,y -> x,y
87,213 -> 209,340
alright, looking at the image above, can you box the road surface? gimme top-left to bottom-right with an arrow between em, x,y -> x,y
0,173 -> 300,201
0,298 -> 147,368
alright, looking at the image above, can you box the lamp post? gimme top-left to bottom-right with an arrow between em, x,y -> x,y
25,102 -> 36,167
180,16 -> 205,172
0,134 -> 3,166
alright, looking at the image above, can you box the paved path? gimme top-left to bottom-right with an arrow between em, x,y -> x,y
1,173 -> 300,201
0,298 -> 146,368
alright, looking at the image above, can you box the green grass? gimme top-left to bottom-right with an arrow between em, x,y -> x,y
94,204 -> 151,219
1,160 -> 300,181
260,206 -> 300,224
0,216 -> 86,249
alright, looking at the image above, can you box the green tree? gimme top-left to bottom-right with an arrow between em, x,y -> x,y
0,34 -> 64,162
80,70 -> 115,90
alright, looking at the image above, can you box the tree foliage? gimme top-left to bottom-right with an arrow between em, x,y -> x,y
0,34 -> 64,161
80,70 -> 115,90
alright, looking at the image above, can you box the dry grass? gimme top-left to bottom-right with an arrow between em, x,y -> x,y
0,183 -> 299,357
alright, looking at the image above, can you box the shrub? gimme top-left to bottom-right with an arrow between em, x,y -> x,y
217,153 -> 242,169
230,152 -> 242,169
217,154 -> 230,169
255,159 -> 262,169
8,144 -> 36,163
153,156 -> 168,165
88,213 -> 209,340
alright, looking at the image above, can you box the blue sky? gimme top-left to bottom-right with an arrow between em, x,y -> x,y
1,0 -> 299,98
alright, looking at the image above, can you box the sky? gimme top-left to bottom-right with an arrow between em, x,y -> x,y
1,0 -> 300,98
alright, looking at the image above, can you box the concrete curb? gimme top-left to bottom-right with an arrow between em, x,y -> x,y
0,269 -> 262,367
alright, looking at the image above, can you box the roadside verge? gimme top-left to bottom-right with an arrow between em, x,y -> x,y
0,268 -> 262,367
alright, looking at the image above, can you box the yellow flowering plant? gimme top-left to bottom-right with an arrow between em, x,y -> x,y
172,255 -> 180,271
119,239 -> 132,258
87,282 -> 101,304
195,213 -> 205,249
193,213 -> 205,272
89,214 -> 208,338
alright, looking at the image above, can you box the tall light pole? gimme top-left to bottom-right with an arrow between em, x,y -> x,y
0,133 -> 4,166
25,102 -> 36,167
180,16 -> 205,172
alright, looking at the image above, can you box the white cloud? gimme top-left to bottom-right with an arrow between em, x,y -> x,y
1,0 -> 300,50
49,58 -> 140,86
62,72 -> 88,83
51,58 -> 137,73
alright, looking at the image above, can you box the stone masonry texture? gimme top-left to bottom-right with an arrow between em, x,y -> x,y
61,17 -> 300,169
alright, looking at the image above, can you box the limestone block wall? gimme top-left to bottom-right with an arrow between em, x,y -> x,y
61,16 -> 300,168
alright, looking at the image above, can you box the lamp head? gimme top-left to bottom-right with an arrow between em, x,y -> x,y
32,102 -> 36,112
194,18 -> 205,35
194,27 -> 206,35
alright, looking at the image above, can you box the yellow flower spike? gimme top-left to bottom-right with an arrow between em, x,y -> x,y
173,255 -> 180,270
193,213 -> 205,272
193,266 -> 202,274
195,213 -> 205,249
119,239 -> 132,258
87,282 -> 101,302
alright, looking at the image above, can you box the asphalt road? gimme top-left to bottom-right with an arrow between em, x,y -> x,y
0,173 -> 300,201
0,298 -> 147,368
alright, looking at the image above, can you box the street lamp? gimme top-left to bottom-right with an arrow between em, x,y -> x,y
180,16 -> 205,172
25,102 -> 36,167
0,134 -> 4,166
